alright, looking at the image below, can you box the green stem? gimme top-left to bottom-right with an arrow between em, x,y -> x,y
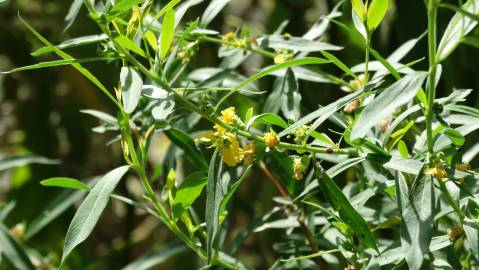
364,31 -> 371,82
426,0 -> 466,221
437,178 -> 465,220
426,0 -> 438,156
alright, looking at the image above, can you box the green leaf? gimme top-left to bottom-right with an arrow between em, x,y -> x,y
2,57 -> 110,74
120,66 -> 143,114
31,34 -> 108,56
313,162 -> 378,251
351,72 -> 427,140
263,69 -> 293,116
206,149 -> 223,263
201,0 -> 231,26
320,51 -> 357,78
18,16 -> 119,106
121,242 -> 187,270
280,69 -> 301,121
464,199 -> 479,261
160,8 -> 176,60
219,165 -> 252,215
172,172 -> 207,219
114,35 -> 147,58
444,128 -> 465,147
165,128 -> 209,172
366,0 -> 389,31
108,0 -> 144,20
437,0 -> 479,62
397,140 -> 409,159
0,223 -> 36,270
244,107 -> 254,123
40,177 -> 90,191
396,171 -> 435,270
216,57 -> 330,110
246,113 -> 288,130
61,166 -> 130,266
279,89 -> 363,137
264,36 -> 342,52
63,0 -> 83,33
351,0 -> 366,21
80,109 -> 118,126
25,186 -> 87,240
0,155 -> 59,172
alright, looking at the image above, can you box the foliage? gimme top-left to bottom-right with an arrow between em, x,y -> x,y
1,0 -> 479,269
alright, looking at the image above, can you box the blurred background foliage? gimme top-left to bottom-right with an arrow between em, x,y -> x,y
0,0 -> 479,269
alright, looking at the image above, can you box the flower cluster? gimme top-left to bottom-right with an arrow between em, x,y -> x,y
197,107 -> 255,167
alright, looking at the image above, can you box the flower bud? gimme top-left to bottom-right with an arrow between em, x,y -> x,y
447,225 -> 464,241
293,157 -> 306,181
264,130 -> 279,149
343,99 -> 360,114
243,144 -> 256,165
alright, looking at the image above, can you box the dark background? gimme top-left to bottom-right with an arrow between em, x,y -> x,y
0,0 -> 478,269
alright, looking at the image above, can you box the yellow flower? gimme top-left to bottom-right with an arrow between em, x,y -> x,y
223,32 -> 235,41
243,144 -> 255,165
264,130 -> 279,149
219,133 -> 243,167
220,107 -> 237,124
424,163 -> 447,180
274,53 -> 291,64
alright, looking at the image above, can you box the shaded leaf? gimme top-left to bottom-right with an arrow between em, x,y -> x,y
351,72 -> 427,140
165,128 -> 209,172
201,0 -> 231,26
0,223 -> 35,270
121,242 -> 187,270
206,149 -> 223,263
397,171 -> 435,270
0,155 -> 59,172
61,166 -> 130,265
172,172 -> 207,219
313,162 -> 378,251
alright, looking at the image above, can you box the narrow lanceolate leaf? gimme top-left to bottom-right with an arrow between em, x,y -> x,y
0,155 -> 59,172
279,89 -> 363,137
263,36 -> 342,52
206,149 -> 223,263
2,57 -> 111,74
350,72 -> 427,140
172,172 -> 207,219
366,0 -> 389,31
40,177 -> 90,191
25,186 -> 87,240
313,162 -> 378,251
120,67 -> 143,114
280,69 -> 301,121
107,0 -> 144,20
63,0 -> 83,33
464,199 -> 479,261
437,0 -> 479,62
160,8 -> 176,60
0,223 -> 36,270
61,166 -> 130,266
201,0 -> 231,26
165,128 -> 209,172
397,171 -> 435,270
121,242 -> 187,270
351,0 -> 366,21
216,57 -> 330,109
31,34 -> 108,56
246,113 -> 288,130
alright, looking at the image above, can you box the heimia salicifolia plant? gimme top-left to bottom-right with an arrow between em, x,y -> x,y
3,0 -> 479,269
